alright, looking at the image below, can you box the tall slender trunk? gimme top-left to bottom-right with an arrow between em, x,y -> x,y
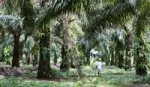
60,44 -> 69,71
70,51 -> 75,68
54,50 -> 57,65
107,53 -> 111,66
12,33 -> 20,67
118,51 -> 124,68
115,50 -> 120,67
125,50 -> 131,70
26,52 -> 30,65
110,51 -> 115,65
37,27 -> 51,79
33,54 -> 38,66
0,30 -> 5,62
59,14 -> 75,71
86,49 -> 91,65
125,32 -> 131,70
136,39 -> 147,76
60,14 -> 70,71
1,46 -> 4,62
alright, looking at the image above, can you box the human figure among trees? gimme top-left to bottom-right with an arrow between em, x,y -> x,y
96,58 -> 103,76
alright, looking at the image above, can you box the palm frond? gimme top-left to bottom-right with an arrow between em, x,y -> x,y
37,0 -> 99,27
135,4 -> 150,37
3,0 -> 23,14
84,1 -> 135,35
0,15 -> 23,33
135,0 -> 150,12
21,0 -> 35,36
0,34 -> 13,49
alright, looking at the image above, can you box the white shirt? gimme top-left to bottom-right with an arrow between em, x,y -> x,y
97,62 -> 102,70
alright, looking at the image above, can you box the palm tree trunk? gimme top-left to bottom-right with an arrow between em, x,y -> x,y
26,52 -> 30,65
105,54 -> 110,66
118,51 -> 124,68
33,54 -> 38,66
0,30 -> 5,62
70,52 -> 75,68
136,39 -> 147,76
60,15 -> 69,71
1,46 -> 4,62
125,50 -> 131,70
37,27 -> 51,79
125,32 -> 131,70
86,49 -> 91,65
110,51 -> 115,65
38,50 -> 51,78
60,44 -> 69,71
54,50 -> 57,65
12,33 -> 20,67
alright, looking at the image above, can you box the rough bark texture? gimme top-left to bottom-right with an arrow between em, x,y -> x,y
125,32 -> 132,70
110,51 -> 115,66
60,44 -> 69,71
33,54 -> 38,66
125,50 -> 131,70
105,53 -> 111,66
26,53 -> 30,65
118,51 -> 124,69
136,40 -> 147,76
125,33 -> 131,51
60,15 -> 69,72
37,27 -> 51,79
0,30 -> 5,62
12,33 -> 20,67
86,50 -> 91,65
54,51 -> 57,65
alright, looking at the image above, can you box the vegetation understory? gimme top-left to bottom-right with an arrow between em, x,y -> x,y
0,65 -> 150,87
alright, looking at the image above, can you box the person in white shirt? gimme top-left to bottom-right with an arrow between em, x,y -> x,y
96,59 -> 103,76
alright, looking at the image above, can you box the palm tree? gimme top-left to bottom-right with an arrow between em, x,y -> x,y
113,30 -> 125,68
133,0 -> 150,76
37,24 -> 51,78
36,0 -> 99,78
77,0 -> 135,66
123,25 -> 133,70
23,36 -> 35,65
52,14 -> 83,71
104,0 -> 150,75
0,15 -> 23,67
57,14 -> 76,71
0,0 -> 35,67
0,0 -> 99,78
84,0 -> 150,76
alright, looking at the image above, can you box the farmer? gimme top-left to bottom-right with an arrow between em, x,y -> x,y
96,58 -> 103,76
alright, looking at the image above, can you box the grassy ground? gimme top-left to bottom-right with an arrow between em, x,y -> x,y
0,65 -> 150,87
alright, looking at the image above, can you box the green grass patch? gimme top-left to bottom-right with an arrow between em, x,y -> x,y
0,65 -> 150,87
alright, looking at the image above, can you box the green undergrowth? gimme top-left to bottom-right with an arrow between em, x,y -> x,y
0,65 -> 150,87
0,77 -> 75,87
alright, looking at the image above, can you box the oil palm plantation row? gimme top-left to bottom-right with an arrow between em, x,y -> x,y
80,0 -> 150,76
0,0 -> 99,79
0,0 -> 149,79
